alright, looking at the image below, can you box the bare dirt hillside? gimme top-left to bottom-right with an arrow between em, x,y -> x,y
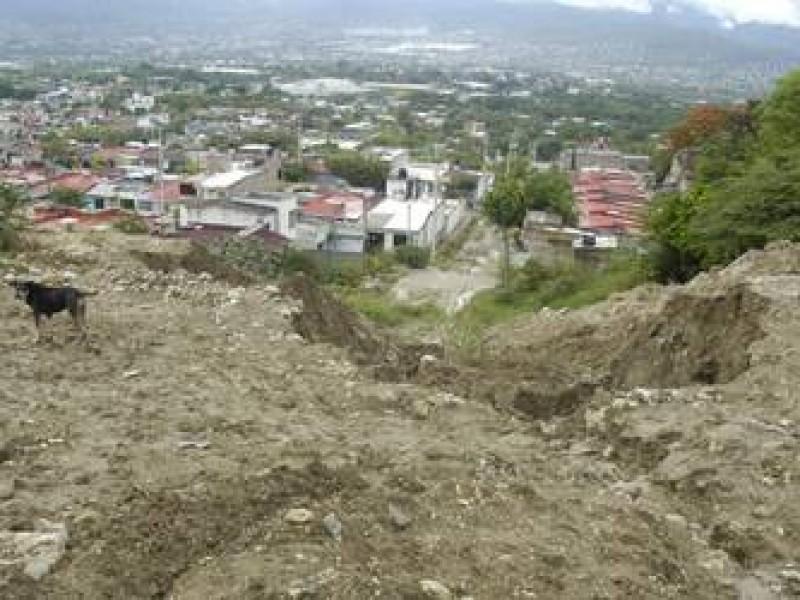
1,232 -> 799,599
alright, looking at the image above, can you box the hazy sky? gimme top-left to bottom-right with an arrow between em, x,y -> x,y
551,0 -> 800,26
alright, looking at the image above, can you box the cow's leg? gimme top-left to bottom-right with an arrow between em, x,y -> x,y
73,300 -> 88,340
33,312 -> 42,344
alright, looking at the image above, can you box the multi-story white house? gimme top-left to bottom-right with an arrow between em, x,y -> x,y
385,161 -> 448,202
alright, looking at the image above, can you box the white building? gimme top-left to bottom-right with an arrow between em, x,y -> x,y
199,169 -> 274,201
365,196 -> 466,252
385,162 -> 448,202
124,93 -> 156,113
187,192 -> 301,238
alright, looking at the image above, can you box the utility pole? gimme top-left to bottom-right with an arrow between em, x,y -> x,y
296,96 -> 304,163
158,127 -> 165,218
407,199 -> 412,248
430,162 -> 440,262
506,127 -> 519,175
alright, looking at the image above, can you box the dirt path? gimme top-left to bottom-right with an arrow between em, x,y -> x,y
392,216 -> 522,313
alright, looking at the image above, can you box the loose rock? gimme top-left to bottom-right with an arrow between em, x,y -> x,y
0,520 -> 69,580
0,478 -> 14,500
285,508 -> 315,524
411,399 -> 431,420
389,503 -> 413,530
420,579 -> 453,599
322,513 -> 342,541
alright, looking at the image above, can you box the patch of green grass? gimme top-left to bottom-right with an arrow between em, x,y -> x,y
453,252 -> 651,343
433,216 -> 479,268
338,288 -> 446,328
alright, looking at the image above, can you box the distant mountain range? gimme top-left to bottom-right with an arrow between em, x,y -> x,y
2,0 -> 799,91
5,0 -> 799,49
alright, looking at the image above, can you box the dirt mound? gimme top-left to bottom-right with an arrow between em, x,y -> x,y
609,282 -> 766,388
3,230 -> 800,600
457,261 -> 777,419
723,240 -> 800,278
131,244 -> 253,286
281,275 -> 425,379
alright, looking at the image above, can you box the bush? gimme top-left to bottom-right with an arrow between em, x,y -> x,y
339,289 -> 444,327
454,253 -> 650,339
365,252 -> 398,277
114,216 -> 150,235
131,244 -> 253,286
277,247 -> 321,278
394,245 -> 430,269
210,238 -> 284,278
0,184 -> 26,254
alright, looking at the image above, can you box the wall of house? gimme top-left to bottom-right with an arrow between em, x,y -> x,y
324,234 -> 364,254
188,205 -> 277,230
230,198 -> 299,237
523,227 -> 577,267
230,170 -> 280,196
439,200 -> 465,237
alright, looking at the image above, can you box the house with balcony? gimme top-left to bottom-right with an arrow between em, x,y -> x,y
187,191 -> 301,238
294,191 -> 375,253
385,162 -> 448,202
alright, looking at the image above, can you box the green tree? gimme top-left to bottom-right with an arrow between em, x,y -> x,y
646,67 -> 800,282
646,188 -> 709,282
759,70 -> 800,155
325,151 -> 390,190
48,187 -> 85,208
0,183 -> 26,253
524,168 -> 577,225
690,154 -> 800,267
280,161 -> 310,183
484,172 -> 528,288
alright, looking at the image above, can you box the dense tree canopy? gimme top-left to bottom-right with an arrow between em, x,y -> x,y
484,160 -> 576,285
485,161 -> 576,230
323,151 -> 390,190
647,68 -> 800,282
758,70 -> 800,156
0,184 -> 25,253
47,187 -> 85,208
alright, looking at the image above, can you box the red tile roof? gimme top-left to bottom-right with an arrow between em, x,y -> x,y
574,169 -> 648,234
28,171 -> 102,198
301,198 -> 347,220
32,206 -> 126,228
300,192 -> 376,220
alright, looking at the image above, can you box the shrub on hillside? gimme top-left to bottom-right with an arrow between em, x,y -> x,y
394,245 -> 430,269
0,183 -> 26,253
114,216 -> 150,235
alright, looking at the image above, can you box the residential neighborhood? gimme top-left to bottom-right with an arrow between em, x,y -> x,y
0,62 -> 661,267
5,3 -> 800,599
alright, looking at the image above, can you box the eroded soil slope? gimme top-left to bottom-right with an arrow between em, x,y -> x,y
1,232 -> 799,599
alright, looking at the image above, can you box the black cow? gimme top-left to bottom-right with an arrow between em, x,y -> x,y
7,279 -> 97,332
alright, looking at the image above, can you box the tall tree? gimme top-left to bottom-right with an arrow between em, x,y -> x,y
325,151 -> 389,190
48,187 -> 85,208
484,173 -> 528,288
524,168 -> 577,226
646,67 -> 800,282
0,183 -> 25,253
758,70 -> 800,156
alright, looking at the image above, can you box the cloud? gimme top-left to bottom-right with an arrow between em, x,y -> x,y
553,0 -> 651,12
683,0 -> 800,27
551,0 -> 800,26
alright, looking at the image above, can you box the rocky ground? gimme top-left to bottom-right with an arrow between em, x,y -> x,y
1,230 -> 799,599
